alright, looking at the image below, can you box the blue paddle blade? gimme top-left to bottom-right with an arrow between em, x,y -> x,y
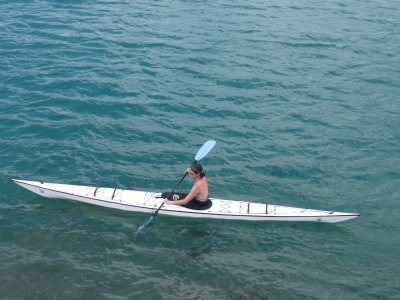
135,140 -> 216,237
195,140 -> 216,161
134,216 -> 153,238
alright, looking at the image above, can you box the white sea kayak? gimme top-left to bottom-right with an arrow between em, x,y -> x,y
12,179 -> 360,223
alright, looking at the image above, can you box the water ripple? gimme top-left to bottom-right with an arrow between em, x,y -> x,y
1,0 -> 399,298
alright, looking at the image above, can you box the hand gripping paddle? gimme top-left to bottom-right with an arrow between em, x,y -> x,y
135,140 -> 216,237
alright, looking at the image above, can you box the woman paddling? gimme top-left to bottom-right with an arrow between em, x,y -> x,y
163,163 -> 210,208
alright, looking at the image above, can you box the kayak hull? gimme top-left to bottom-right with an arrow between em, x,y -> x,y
12,179 -> 360,223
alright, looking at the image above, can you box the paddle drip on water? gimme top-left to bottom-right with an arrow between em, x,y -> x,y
134,140 -> 216,237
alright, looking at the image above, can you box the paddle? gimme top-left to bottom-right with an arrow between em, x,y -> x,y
134,140 -> 216,237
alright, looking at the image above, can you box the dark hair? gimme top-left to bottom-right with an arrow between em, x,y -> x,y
191,163 -> 206,178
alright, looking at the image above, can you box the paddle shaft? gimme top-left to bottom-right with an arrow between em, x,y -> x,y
151,159 -> 197,218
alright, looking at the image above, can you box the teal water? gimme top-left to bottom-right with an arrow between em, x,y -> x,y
1,0 -> 399,299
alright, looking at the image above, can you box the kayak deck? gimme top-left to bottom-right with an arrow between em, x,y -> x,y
12,179 -> 360,223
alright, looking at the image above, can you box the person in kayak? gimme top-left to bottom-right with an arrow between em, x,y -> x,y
163,163 -> 211,208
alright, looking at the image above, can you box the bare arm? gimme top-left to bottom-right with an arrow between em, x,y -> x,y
163,183 -> 200,205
